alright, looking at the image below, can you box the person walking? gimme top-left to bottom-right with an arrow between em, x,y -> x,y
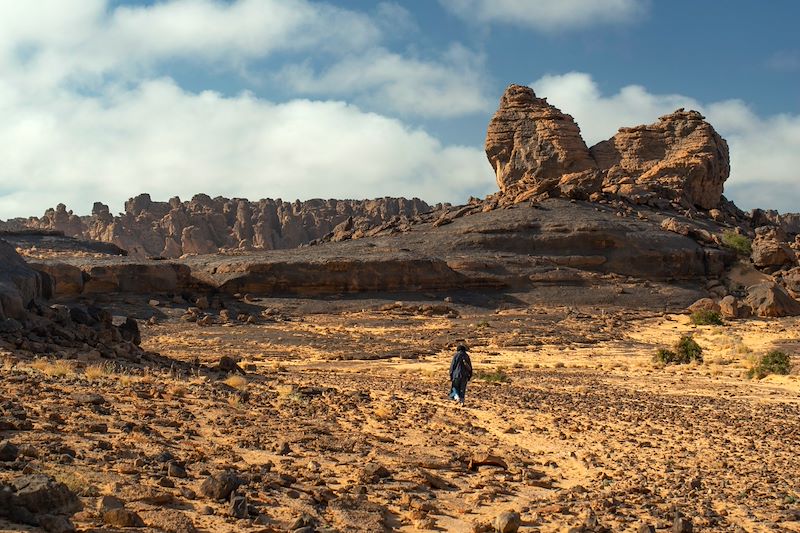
449,344 -> 472,405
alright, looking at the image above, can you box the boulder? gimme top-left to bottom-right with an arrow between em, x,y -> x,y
784,267 -> 800,296
744,283 -> 800,317
199,472 -> 242,501
751,226 -> 795,269
0,475 -> 81,531
719,295 -> 742,318
687,298 -> 720,314
493,511 -> 521,533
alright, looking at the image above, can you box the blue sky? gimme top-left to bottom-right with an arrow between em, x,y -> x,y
1,0 -> 798,218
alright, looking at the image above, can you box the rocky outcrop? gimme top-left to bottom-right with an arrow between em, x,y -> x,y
751,226 -> 796,270
26,194 -> 436,258
485,85 -> 599,202
0,239 -> 48,319
592,109 -> 729,209
486,85 -> 730,209
33,199 -> 723,310
752,209 -> 800,236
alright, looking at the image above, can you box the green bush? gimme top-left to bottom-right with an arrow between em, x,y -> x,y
748,350 -> 792,379
655,335 -> 703,364
690,309 -> 724,326
721,230 -> 752,256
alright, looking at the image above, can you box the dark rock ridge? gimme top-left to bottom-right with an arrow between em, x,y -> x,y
486,84 -> 730,210
17,194 -> 437,258
31,200 -> 732,312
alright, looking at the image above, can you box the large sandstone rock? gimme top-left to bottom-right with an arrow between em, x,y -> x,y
592,109 -> 729,209
744,282 -> 800,317
26,194 -> 437,258
486,85 -> 730,209
485,84 -> 599,201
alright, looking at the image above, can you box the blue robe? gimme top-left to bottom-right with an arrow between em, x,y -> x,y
449,349 -> 472,403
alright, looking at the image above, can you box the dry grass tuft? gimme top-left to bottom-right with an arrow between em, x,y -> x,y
224,374 -> 248,390
85,362 -> 115,380
31,358 -> 76,377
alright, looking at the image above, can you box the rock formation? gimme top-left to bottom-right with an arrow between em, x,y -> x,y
486,85 -> 730,209
0,239 -> 47,320
485,85 -> 599,202
25,194 -> 436,258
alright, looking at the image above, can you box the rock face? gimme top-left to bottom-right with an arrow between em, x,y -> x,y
486,85 -> 730,209
26,194 -> 436,258
0,239 -> 47,319
485,85 -> 599,201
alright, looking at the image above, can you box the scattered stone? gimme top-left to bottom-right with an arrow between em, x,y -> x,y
228,494 -> 248,519
96,495 -> 124,514
362,463 -> 391,483
103,508 -> 145,528
493,510 -> 521,533
0,440 -> 19,461
199,471 -> 243,501
468,453 -> 508,471
167,462 -> 188,479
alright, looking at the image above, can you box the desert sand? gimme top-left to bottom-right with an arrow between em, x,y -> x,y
3,292 -> 799,532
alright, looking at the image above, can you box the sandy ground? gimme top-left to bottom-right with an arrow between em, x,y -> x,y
2,297 -> 800,532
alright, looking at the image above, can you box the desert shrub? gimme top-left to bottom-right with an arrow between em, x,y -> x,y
748,350 -> 792,379
476,368 -> 510,383
690,309 -> 724,326
721,230 -> 752,256
655,335 -> 703,364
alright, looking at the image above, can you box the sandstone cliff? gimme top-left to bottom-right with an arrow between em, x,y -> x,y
23,194 -> 436,258
486,85 -> 730,210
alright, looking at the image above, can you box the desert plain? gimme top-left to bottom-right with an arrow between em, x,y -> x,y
2,287 -> 800,533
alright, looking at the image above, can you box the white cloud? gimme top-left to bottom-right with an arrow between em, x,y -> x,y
530,72 -> 800,213
0,0 -> 499,219
439,0 -> 647,30
278,45 -> 491,118
0,79 -> 494,219
0,0 -> 380,89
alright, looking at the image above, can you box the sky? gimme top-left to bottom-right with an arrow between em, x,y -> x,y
1,0 -> 799,219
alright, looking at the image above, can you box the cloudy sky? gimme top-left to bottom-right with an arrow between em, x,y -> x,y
1,0 -> 798,218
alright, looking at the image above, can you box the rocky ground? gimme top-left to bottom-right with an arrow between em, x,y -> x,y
2,292 -> 799,533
